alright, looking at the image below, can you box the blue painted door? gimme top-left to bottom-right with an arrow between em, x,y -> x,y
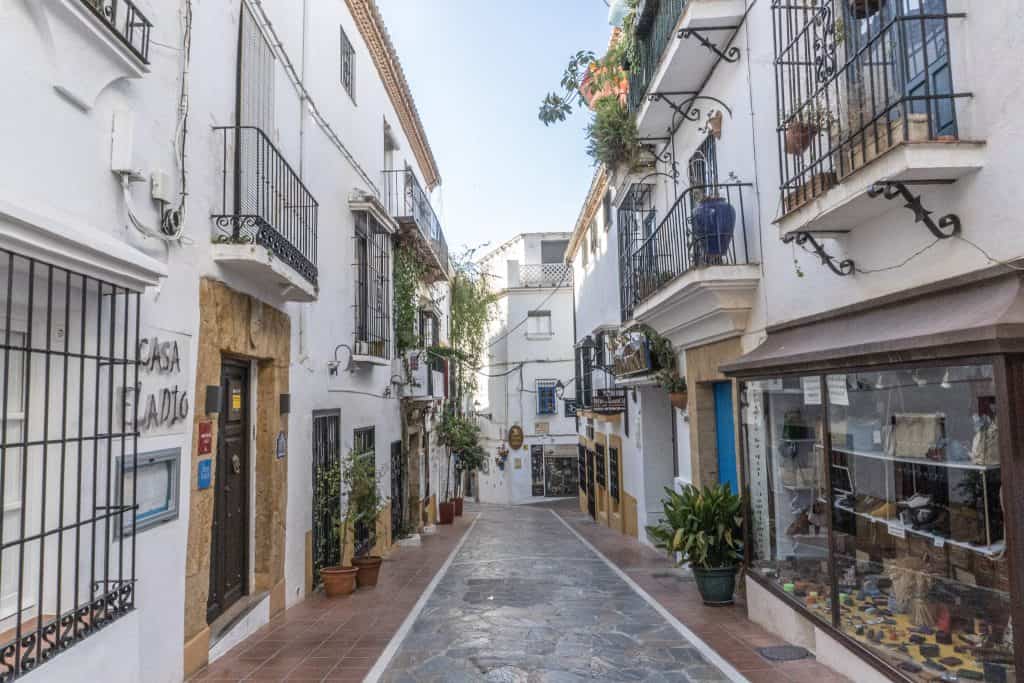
713,382 -> 738,494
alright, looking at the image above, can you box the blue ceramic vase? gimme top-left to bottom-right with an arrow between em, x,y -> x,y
691,197 -> 736,258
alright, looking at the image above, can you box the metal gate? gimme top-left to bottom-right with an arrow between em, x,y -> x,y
390,440 -> 405,539
312,410 -> 341,587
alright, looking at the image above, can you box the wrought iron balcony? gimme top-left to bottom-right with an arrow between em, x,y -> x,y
514,263 -> 573,289
628,0 -> 687,113
382,169 -> 450,281
80,0 -> 152,63
212,126 -> 319,288
773,0 -> 967,217
622,182 -> 752,319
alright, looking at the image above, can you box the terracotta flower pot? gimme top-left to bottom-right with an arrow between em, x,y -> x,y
453,497 -> 464,516
785,122 -> 818,155
438,501 -> 454,525
580,66 -> 630,110
321,566 -> 358,597
351,556 -> 383,588
669,391 -> 688,410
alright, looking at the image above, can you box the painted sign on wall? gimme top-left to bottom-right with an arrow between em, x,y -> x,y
120,327 -> 192,436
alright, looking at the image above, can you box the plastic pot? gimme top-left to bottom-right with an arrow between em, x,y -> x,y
438,501 -> 455,525
692,566 -> 739,605
351,556 -> 383,587
321,566 -> 358,597
669,391 -> 688,410
691,197 -> 736,259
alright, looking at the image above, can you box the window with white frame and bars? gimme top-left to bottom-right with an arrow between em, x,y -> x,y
340,26 -> 355,101
354,212 -> 391,358
526,310 -> 552,338
536,380 -> 557,416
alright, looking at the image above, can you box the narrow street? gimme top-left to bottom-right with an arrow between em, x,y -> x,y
376,503 -> 739,682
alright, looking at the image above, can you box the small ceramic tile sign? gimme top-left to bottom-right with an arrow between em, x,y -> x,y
197,458 -> 212,490
198,421 -> 213,455
276,431 -> 287,459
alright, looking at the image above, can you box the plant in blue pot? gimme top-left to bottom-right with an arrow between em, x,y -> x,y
691,195 -> 737,263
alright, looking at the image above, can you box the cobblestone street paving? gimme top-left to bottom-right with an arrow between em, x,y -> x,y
377,504 -> 741,682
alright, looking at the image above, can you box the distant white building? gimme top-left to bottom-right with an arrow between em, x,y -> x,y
472,233 -> 579,504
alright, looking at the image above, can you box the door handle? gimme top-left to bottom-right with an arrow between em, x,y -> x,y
232,454 -> 242,474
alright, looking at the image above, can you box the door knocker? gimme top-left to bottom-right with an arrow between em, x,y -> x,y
231,454 -> 241,474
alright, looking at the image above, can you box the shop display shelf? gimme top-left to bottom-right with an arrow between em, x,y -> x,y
832,446 -> 1000,472
833,501 -> 1006,558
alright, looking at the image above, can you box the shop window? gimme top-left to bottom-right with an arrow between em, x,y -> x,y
536,380 -> 557,415
742,364 -> 1012,681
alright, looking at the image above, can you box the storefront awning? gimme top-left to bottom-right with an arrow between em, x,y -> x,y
722,270 -> 1024,376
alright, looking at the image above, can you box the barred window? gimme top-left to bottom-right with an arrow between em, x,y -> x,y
354,212 -> 391,359
351,427 -> 375,555
340,26 -> 356,101
688,135 -> 719,203
0,247 -> 141,679
536,380 -> 557,416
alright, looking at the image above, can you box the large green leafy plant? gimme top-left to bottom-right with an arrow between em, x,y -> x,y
393,245 -> 424,355
337,448 -> 384,564
646,484 -> 743,569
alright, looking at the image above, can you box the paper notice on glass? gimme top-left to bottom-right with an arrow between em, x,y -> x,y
801,377 -> 822,405
827,375 -> 850,406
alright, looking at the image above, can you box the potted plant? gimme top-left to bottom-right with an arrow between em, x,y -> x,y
348,448 -> 385,588
661,374 -> 688,411
320,449 -> 365,597
646,484 -> 744,605
691,194 -> 737,259
784,99 -> 836,156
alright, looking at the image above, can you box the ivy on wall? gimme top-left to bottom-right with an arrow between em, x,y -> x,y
448,247 -> 497,405
393,245 -> 424,355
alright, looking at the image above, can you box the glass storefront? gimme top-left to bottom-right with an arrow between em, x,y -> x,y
741,363 -> 1014,682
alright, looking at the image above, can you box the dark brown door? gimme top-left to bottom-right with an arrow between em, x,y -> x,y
586,450 -> 596,519
208,359 -> 250,623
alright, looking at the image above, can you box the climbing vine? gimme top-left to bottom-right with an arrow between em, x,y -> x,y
448,247 -> 497,404
393,245 -> 424,355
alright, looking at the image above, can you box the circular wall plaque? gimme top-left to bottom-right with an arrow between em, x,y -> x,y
508,425 -> 525,450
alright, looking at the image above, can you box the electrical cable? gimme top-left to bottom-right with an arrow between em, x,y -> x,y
121,176 -> 193,244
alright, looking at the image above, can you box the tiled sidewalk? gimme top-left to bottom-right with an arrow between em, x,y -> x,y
550,500 -> 852,683
189,514 -> 475,682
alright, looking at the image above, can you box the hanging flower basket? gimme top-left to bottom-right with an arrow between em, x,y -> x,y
669,390 -> 689,410
785,121 -> 818,155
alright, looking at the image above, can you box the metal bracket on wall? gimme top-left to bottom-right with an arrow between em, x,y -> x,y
782,232 -> 855,277
678,27 -> 742,63
646,93 -> 734,126
866,181 -> 962,239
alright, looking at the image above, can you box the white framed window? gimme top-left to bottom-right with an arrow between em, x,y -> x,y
536,380 -> 557,415
526,310 -> 552,338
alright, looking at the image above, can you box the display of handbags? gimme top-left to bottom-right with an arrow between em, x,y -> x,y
885,413 -> 946,459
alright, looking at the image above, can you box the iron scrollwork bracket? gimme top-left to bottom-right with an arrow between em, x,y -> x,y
782,232 -> 855,277
647,93 -> 701,122
866,181 -> 962,239
678,28 -> 741,63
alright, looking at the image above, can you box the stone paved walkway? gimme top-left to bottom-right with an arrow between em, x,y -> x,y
377,504 -> 739,682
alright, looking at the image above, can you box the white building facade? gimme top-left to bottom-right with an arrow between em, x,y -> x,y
570,0 -> 1024,680
0,0 -> 450,680
473,234 -> 579,504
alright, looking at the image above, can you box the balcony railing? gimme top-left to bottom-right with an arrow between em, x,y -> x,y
628,0 -> 687,113
515,264 -> 572,289
80,0 -> 152,63
773,0 -> 965,215
212,126 -> 319,286
623,182 -> 752,318
382,169 -> 450,277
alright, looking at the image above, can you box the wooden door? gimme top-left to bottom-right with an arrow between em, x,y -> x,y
208,359 -> 250,623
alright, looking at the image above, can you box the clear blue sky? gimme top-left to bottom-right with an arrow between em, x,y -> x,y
375,0 -> 612,255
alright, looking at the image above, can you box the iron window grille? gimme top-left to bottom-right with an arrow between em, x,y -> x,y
772,0 -> 964,215
354,212 -> 391,359
212,126 -> 319,286
340,26 -> 356,101
311,411 -> 341,587
589,220 -> 598,255
576,345 -> 594,409
80,0 -> 152,64
536,381 -> 557,416
595,442 -> 607,488
352,427 -> 376,556
617,184 -> 656,322
0,247 -> 140,680
577,445 -> 586,492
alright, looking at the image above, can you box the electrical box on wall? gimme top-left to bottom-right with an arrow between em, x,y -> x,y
150,170 -> 173,203
110,110 -> 136,175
